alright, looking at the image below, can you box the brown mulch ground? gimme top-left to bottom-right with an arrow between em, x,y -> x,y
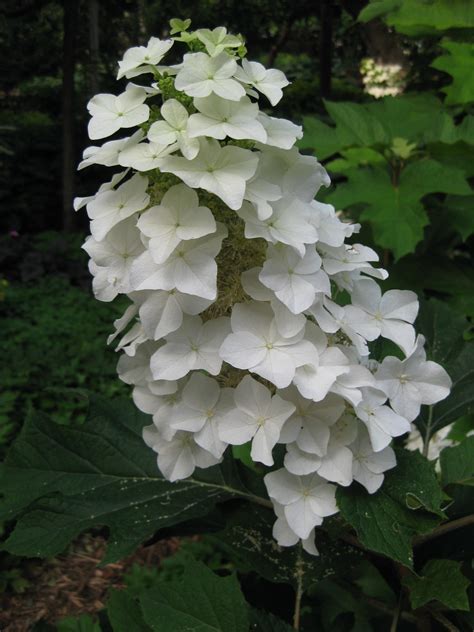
0,534 -> 180,632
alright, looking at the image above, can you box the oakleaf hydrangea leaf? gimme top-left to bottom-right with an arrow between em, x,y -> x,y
403,559 -> 470,611
440,436 -> 474,487
139,559 -> 249,632
0,395 -> 266,562
432,40 -> 474,105
359,0 -> 474,35
107,590 -> 152,632
326,160 -> 471,259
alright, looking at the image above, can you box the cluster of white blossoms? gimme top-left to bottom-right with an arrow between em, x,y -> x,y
76,23 -> 452,555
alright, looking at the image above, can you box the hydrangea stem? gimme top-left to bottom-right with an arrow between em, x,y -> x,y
293,545 -> 304,630
422,405 -> 434,457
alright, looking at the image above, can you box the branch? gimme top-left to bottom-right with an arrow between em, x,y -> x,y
414,514 -> 474,547
333,514 -> 474,556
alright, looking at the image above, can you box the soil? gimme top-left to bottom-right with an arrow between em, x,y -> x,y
0,534 -> 180,632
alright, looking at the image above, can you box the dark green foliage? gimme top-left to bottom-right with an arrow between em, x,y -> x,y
0,276 -> 127,454
440,436 -> 474,487
214,504 -> 362,588
432,40 -> 474,105
139,559 -> 249,631
0,395 -> 262,561
416,299 -> 474,436
403,559 -> 470,611
107,590 -> 152,632
359,0 -> 474,34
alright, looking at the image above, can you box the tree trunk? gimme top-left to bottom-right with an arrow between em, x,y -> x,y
319,0 -> 333,98
61,0 -> 79,231
88,0 -> 100,96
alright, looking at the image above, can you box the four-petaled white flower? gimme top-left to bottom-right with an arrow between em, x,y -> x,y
117,37 -> 173,79
82,216 -> 145,300
195,27 -> 242,57
272,502 -> 319,555
137,184 -> 216,263
376,335 -> 452,422
355,387 -> 411,452
78,130 -> 143,170
151,315 -> 231,380
175,52 -> 246,101
87,86 -> 150,140
148,99 -> 199,160
170,372 -> 232,458
346,278 -> 419,354
160,138 -> 258,210
139,289 -> 211,340
219,375 -> 295,465
130,224 -> 227,300
259,245 -> 329,314
86,173 -> 149,241
144,427 -> 220,481
264,469 -> 338,539
188,95 -> 267,143
257,113 -> 302,149
235,59 -> 290,105
220,302 -> 317,388
350,429 -> 396,493
238,197 -> 318,255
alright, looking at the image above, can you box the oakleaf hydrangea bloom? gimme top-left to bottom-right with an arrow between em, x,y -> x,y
76,20 -> 452,557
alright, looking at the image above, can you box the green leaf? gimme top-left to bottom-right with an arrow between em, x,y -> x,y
358,0 -> 401,23
327,160 -> 470,258
432,40 -> 474,105
403,559 -> 470,611
299,116 -> 343,160
387,257 -> 474,318
0,396 -> 268,562
443,195 -> 474,241
440,436 -> 474,487
140,559 -> 249,632
169,18 -> 191,35
56,615 -> 101,632
249,609 -> 293,631
324,101 -> 388,147
326,147 -> 385,174
310,579 -> 376,631
214,503 -> 362,588
416,300 -> 474,434
366,94 -> 457,145
107,589 -> 151,632
336,450 -> 444,567
360,0 -> 474,34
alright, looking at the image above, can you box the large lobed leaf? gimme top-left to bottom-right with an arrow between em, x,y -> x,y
359,0 -> 474,35
403,559 -> 470,611
326,160 -> 470,259
432,40 -> 474,105
139,559 -> 249,632
0,396 -> 266,562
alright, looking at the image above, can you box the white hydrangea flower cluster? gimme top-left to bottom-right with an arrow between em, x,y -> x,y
76,24 -> 452,556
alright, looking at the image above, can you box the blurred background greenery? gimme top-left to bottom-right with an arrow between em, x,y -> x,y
0,0 -> 473,454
